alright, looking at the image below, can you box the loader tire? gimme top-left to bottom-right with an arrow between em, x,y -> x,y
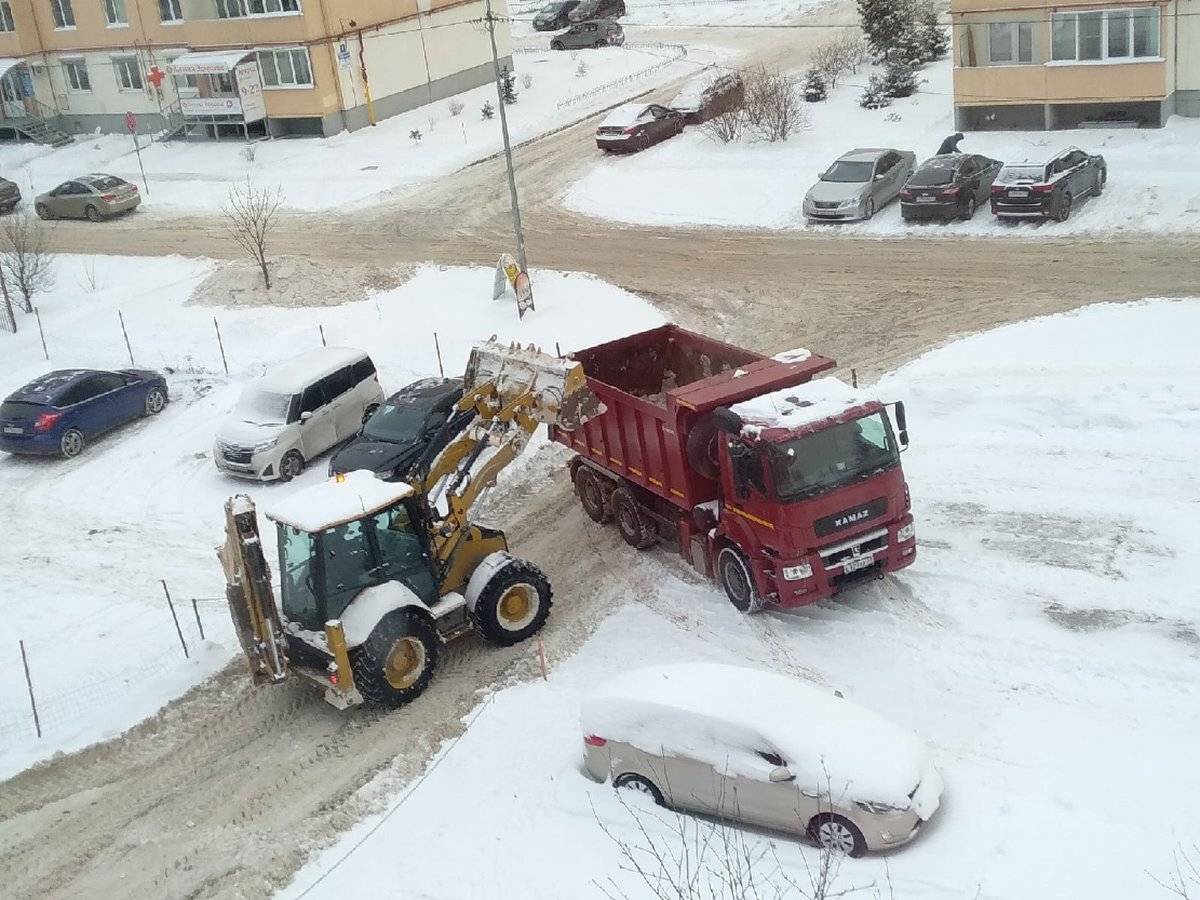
472,558 -> 553,647
349,607 -> 440,708
575,467 -> 611,523
612,487 -> 656,550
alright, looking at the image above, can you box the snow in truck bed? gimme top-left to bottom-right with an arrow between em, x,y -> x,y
581,662 -> 939,810
731,376 -> 873,435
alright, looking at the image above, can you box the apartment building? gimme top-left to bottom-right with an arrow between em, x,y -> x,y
951,0 -> 1200,129
0,0 -> 512,138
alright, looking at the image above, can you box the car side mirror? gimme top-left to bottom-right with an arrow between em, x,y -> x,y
769,766 -> 795,783
300,411 -> 313,422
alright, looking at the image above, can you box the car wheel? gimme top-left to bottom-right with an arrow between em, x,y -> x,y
612,487 -> 656,550
864,197 -> 875,220
575,467 -> 612,523
143,387 -> 167,416
1094,170 -> 1105,196
717,546 -> 763,613
349,607 -> 440,708
1056,191 -> 1072,223
60,428 -> 85,459
85,205 -> 102,223
960,195 -> 977,220
551,40 -> 563,51
808,814 -> 867,858
278,449 -> 304,482
614,773 -> 664,805
471,557 -> 553,646
35,203 -> 53,221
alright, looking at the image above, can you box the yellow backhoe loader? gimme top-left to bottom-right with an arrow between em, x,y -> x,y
217,341 -> 600,708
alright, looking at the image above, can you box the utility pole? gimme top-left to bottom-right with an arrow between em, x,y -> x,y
483,0 -> 530,288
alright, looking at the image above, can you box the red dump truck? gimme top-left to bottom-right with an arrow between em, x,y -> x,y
551,325 -> 916,611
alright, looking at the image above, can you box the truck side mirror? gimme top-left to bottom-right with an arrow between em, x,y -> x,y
893,401 -> 909,449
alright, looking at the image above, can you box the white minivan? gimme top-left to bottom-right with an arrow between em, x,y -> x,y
215,347 -> 384,482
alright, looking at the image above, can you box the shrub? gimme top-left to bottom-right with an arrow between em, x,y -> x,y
499,65 -> 518,104
448,99 -> 465,117
859,74 -> 892,109
883,59 -> 918,97
701,108 -> 748,144
481,100 -> 495,119
802,68 -> 827,102
743,65 -> 808,142
521,73 -> 534,90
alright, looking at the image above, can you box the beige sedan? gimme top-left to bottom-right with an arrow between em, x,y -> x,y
35,173 -> 140,222
582,663 -> 944,857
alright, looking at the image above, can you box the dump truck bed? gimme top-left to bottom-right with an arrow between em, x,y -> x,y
552,325 -> 836,510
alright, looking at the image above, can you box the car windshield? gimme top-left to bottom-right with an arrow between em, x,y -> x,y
236,388 -> 292,425
997,166 -> 1044,184
822,161 -> 874,183
907,164 -> 955,186
769,412 -> 899,501
363,403 -> 429,444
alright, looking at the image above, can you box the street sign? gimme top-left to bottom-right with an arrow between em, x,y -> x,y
514,271 -> 533,318
125,111 -> 137,134
337,43 -> 352,68
493,253 -> 517,301
235,60 -> 266,123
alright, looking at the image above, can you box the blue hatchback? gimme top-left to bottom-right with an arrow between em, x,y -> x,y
0,368 -> 169,458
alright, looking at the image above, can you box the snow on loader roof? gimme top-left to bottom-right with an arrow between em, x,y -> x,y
582,663 -> 941,813
265,469 -> 414,532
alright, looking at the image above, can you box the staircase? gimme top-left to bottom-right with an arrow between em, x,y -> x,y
10,116 -> 73,147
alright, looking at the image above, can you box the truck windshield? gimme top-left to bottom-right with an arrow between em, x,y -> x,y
769,412 -> 898,501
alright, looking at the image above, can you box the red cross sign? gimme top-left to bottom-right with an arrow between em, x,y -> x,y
147,66 -> 166,89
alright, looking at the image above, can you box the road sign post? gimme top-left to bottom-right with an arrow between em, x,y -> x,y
126,111 -> 149,196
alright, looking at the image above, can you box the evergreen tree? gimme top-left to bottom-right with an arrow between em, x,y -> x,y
859,74 -> 892,109
857,0 -> 914,61
802,67 -> 828,102
499,65 -> 518,105
481,99 -> 495,119
916,0 -> 949,62
883,59 -> 918,98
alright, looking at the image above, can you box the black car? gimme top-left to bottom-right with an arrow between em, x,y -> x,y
991,147 -> 1106,223
567,0 -> 625,23
899,153 -> 1003,223
533,0 -> 579,30
328,378 -> 473,481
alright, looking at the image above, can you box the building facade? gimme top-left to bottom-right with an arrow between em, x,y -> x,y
951,0 -> 1200,129
0,0 -> 512,138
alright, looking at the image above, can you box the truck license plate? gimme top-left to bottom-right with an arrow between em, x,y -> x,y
843,554 -> 874,574
3,425 -> 22,434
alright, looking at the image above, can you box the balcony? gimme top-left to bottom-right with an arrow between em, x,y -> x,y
953,58 -> 1167,106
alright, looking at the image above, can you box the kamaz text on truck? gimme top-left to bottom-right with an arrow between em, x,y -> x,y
550,325 -> 915,611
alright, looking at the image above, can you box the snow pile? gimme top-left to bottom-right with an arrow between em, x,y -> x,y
265,470 -> 416,532
582,662 -> 937,809
190,257 -> 410,308
283,298 -> 1200,900
564,55 -> 1200,236
731,376 -> 871,434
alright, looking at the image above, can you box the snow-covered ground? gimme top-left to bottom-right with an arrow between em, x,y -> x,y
0,257 -> 663,778
0,46 -> 710,214
564,55 -> 1200,236
283,298 -> 1200,900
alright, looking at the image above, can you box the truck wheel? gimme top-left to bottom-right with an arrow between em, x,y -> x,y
472,558 -> 552,646
349,607 -> 440,708
685,414 -> 720,479
575,467 -> 611,523
717,546 -> 763,613
612,487 -> 656,549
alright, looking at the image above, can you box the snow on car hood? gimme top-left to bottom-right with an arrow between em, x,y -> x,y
216,417 -> 286,446
600,104 -> 644,128
582,663 -> 941,811
806,179 -> 867,205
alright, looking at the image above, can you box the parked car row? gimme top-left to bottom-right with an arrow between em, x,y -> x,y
0,171 -> 140,222
805,146 -> 1107,225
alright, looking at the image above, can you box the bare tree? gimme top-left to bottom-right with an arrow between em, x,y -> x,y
743,66 -> 809,142
1152,844 -> 1200,898
0,268 -> 16,334
222,178 -> 283,290
1,211 -> 56,313
701,108 -> 748,144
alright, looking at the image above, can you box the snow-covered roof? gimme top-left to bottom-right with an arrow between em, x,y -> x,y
256,347 -> 370,395
581,663 -> 937,810
730,376 -> 873,434
265,469 -> 414,532
600,104 -> 647,128
841,147 -> 893,162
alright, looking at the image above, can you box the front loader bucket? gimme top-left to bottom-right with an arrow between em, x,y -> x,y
464,341 -> 602,431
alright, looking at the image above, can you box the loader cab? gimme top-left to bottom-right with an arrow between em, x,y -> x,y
272,487 -> 439,631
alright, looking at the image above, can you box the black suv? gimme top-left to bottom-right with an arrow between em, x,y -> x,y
991,147 -> 1106,223
533,0 -> 579,30
328,378 -> 473,481
567,0 -> 625,22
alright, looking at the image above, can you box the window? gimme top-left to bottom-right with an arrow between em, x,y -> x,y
50,0 -> 74,28
103,0 -> 126,25
1052,8 -> 1160,62
370,506 -> 437,600
247,0 -> 299,12
91,373 -> 127,393
988,22 -> 1033,64
0,1 -> 15,31
351,357 -> 375,384
157,0 -> 181,21
63,58 -> 90,92
113,56 -> 142,90
299,383 -> 326,416
213,72 -> 234,93
216,0 -> 246,17
320,367 -> 354,402
257,48 -> 312,88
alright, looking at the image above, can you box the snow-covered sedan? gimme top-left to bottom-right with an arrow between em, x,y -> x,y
595,103 -> 683,153
991,147 -> 1106,223
582,663 -> 943,856
803,148 -> 916,222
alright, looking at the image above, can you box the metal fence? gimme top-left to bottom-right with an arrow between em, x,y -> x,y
557,44 -> 690,109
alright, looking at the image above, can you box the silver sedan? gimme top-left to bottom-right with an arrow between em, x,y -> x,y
804,148 -> 916,222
